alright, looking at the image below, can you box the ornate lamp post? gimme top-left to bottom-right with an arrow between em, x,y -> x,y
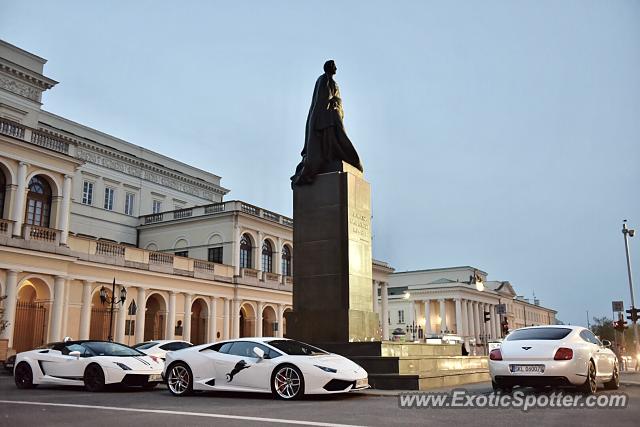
99,278 -> 127,342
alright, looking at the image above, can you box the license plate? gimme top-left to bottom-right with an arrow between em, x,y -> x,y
510,364 -> 545,374
356,378 -> 368,388
149,374 -> 163,381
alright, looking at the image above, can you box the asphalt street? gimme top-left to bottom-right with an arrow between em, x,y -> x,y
0,373 -> 639,427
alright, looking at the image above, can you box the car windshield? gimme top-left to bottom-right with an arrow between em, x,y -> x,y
132,342 -> 158,350
83,341 -> 145,357
267,340 -> 328,356
506,328 -> 572,341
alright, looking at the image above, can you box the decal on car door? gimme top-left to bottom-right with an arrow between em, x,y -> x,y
226,360 -> 251,382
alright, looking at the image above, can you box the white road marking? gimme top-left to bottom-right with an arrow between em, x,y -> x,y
0,400 -> 366,427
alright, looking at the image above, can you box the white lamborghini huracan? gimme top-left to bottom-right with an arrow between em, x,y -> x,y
14,340 -> 164,391
164,337 -> 369,399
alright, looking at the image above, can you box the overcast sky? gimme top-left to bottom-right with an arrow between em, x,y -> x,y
2,1 -> 639,326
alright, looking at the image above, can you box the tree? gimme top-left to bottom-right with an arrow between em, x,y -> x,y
590,316 -> 615,342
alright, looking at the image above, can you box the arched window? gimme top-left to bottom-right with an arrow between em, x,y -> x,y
281,245 -> 292,277
261,240 -> 273,273
240,234 -> 253,269
0,172 -> 5,219
25,176 -> 52,227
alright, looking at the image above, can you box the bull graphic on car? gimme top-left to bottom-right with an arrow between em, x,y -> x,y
226,360 -> 250,382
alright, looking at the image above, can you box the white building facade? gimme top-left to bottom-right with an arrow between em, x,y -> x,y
383,267 -> 557,350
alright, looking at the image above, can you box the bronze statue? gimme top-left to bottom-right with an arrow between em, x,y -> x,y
291,60 -> 363,186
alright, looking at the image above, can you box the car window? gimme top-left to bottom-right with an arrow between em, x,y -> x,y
266,339 -> 328,355
227,341 -> 275,359
506,328 -> 572,341
160,342 -> 192,351
62,343 -> 89,357
133,342 -> 157,350
207,342 -> 234,353
579,330 -> 601,345
83,341 -> 145,357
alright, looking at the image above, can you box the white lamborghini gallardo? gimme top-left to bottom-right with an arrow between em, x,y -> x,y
489,325 -> 619,394
14,340 -> 164,391
164,337 -> 369,399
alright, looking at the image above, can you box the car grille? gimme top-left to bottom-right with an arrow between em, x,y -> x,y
122,374 -> 151,387
323,379 -> 354,391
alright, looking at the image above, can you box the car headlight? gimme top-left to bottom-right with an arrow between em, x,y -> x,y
314,365 -> 337,373
114,362 -> 132,370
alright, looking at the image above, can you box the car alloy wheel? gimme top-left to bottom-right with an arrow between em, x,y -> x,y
167,363 -> 192,396
580,361 -> 597,394
604,364 -> 620,390
272,365 -> 303,400
84,364 -> 106,392
14,362 -> 36,389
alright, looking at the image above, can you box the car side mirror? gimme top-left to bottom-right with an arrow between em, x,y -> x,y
69,351 -> 81,359
253,347 -> 265,359
602,340 -> 611,348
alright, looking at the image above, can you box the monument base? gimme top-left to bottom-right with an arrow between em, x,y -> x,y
286,162 -> 380,343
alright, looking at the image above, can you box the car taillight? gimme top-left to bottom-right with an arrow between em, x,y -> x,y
554,347 -> 573,360
489,348 -> 502,361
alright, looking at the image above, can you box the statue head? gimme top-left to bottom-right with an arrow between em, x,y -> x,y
323,60 -> 337,75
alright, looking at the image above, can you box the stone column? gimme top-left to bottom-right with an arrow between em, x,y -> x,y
182,293 -> 193,342
439,299 -> 447,333
233,225 -> 241,276
115,292 -> 127,343
460,299 -> 468,339
232,299 -> 241,338
79,281 -> 93,340
454,298 -> 463,336
423,299 -> 431,335
276,237 -> 283,276
372,281 -> 379,314
493,305 -> 501,338
50,276 -> 67,342
0,270 -> 19,345
167,291 -> 177,340
380,282 -> 389,340
277,304 -> 284,338
256,301 -> 264,337
135,287 -> 146,343
58,174 -> 72,245
11,162 -> 28,237
222,298 -> 230,340
256,231 -> 264,272
467,301 -> 475,343
208,296 -> 217,342
473,302 -> 480,342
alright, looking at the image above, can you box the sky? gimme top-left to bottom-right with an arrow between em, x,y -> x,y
1,1 -> 639,326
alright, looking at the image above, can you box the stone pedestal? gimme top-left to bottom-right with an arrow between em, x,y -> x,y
285,162 -> 380,343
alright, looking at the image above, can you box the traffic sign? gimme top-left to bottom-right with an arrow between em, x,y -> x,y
612,301 -> 624,312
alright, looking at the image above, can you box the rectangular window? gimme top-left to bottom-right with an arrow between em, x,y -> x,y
104,187 -> 115,211
152,200 -> 162,214
175,250 -> 188,257
82,181 -> 94,205
398,310 -> 405,324
124,192 -> 135,216
208,247 -> 223,264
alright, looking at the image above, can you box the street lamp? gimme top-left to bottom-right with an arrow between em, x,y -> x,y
622,220 -> 639,355
99,278 -> 127,342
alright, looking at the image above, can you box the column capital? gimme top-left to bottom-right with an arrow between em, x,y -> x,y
18,161 -> 29,168
6,269 -> 21,275
64,174 -> 73,180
